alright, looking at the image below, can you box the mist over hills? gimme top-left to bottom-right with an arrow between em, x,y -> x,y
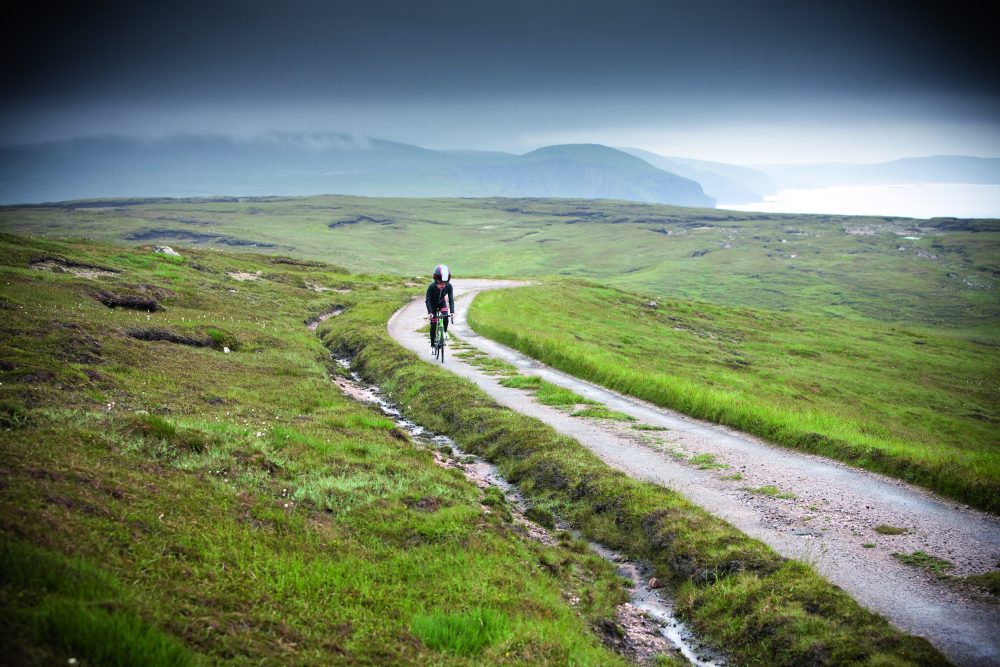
0,135 -> 713,207
619,148 -> 777,204
757,155 -> 1000,189
1,134 -> 996,208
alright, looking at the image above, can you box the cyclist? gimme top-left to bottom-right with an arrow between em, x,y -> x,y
426,264 -> 454,351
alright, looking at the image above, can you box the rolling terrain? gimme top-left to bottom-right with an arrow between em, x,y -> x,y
1,193 -> 997,664
2,195 -> 996,328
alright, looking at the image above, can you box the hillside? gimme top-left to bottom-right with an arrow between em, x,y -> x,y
0,234 -> 643,665
620,147 -> 776,204
0,135 -> 712,207
454,144 -> 713,206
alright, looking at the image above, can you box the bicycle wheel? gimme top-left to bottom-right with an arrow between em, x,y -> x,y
437,323 -> 445,364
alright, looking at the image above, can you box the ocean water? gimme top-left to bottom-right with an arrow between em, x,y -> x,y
721,183 -> 1000,219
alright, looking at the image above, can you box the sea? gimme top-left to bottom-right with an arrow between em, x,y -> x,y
720,183 -> 1000,219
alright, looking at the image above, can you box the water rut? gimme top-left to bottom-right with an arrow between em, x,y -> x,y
331,356 -> 725,666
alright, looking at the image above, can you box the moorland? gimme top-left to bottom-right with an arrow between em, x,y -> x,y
1,192 -> 995,664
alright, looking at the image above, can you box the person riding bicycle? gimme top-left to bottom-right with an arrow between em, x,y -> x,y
426,264 -> 454,351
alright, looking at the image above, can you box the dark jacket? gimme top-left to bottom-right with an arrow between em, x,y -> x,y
425,282 -> 454,314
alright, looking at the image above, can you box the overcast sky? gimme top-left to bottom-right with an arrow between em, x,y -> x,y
2,0 -> 998,163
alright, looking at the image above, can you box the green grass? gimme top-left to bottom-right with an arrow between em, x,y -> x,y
0,234 -> 632,665
893,551 -> 954,577
875,525 -> 910,536
322,286 -> 946,666
469,281 -> 1000,513
499,375 -> 544,389
571,406 -> 636,421
963,571 -> 1000,596
688,453 -> 727,470
632,423 -> 668,431
744,485 -> 796,499
3,194 -> 996,328
1,537 -> 194,666
454,343 -> 519,376
411,608 -> 511,655
499,374 -> 598,407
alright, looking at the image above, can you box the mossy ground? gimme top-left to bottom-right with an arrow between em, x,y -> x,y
0,234 -> 632,665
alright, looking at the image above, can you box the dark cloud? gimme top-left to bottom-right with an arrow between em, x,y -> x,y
2,0 -> 998,157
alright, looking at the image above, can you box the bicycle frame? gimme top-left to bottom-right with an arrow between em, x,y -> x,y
432,310 -> 450,363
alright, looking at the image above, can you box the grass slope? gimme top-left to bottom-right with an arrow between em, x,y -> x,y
0,234 -> 633,665
2,195 -> 996,328
321,290 -> 946,666
469,282 -> 1000,513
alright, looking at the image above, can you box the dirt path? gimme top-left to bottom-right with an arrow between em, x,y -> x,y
388,279 -> 1000,666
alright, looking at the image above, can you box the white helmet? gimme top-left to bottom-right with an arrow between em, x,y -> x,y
433,264 -> 450,282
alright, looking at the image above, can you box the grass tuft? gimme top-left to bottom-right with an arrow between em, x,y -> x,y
744,485 -> 796,499
571,406 -> 636,421
963,571 -> 1000,597
632,423 -> 668,431
499,375 -> 543,389
689,453 -> 727,470
411,608 -> 511,655
0,400 -> 31,429
893,551 -> 954,576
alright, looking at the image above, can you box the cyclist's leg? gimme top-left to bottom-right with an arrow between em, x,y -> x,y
430,316 -> 437,347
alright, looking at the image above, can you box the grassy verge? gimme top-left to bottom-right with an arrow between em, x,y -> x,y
468,282 -> 1000,513
321,294 -> 947,665
0,234 -> 636,665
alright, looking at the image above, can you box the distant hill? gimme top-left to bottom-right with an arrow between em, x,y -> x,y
0,134 -> 713,207
756,155 -> 1000,189
620,148 -> 776,204
453,144 -> 713,206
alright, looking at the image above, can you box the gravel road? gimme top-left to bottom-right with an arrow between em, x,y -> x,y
388,279 -> 1000,666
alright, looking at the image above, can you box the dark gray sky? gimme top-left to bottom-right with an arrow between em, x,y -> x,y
3,0 -> 998,162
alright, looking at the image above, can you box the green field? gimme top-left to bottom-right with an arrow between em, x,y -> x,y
3,195 -> 996,502
2,195 -> 997,327
0,234 -> 636,665
469,282 -> 1000,512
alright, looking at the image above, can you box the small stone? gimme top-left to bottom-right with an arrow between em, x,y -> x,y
645,301 -> 658,309
154,246 -> 181,257
648,577 -> 662,589
223,346 -> 231,353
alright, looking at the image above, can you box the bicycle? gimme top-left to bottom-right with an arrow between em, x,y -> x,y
431,310 -> 452,363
